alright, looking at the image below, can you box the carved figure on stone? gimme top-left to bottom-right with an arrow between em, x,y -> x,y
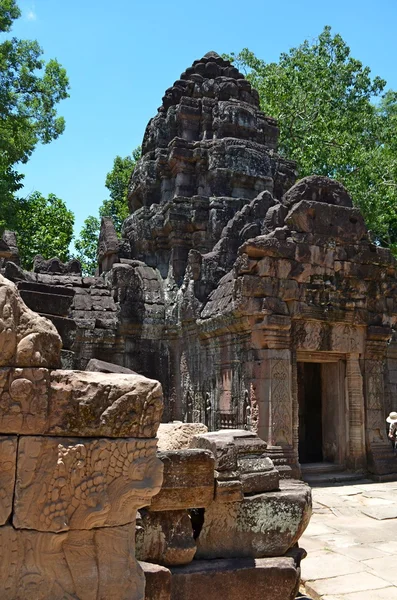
0,274 -> 61,368
0,524 -> 144,600
13,436 -> 163,532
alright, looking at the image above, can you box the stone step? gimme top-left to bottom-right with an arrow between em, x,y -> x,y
301,462 -> 342,475
302,469 -> 366,486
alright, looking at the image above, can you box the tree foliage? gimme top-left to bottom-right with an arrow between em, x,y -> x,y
226,26 -> 397,251
0,0 -> 69,231
15,192 -> 74,269
75,148 -> 141,274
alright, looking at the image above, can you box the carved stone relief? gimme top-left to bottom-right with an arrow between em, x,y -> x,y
270,360 -> 292,446
0,436 -> 17,525
0,274 -> 61,368
0,524 -> 144,600
13,436 -> 163,532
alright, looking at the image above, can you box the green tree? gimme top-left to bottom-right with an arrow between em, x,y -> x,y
16,192 -> 74,269
0,0 -> 69,230
226,26 -> 397,249
74,215 -> 100,276
75,148 -> 141,274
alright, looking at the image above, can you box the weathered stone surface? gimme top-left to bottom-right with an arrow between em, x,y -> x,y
140,561 -> 171,600
170,556 -> 300,600
0,274 -> 62,368
190,430 -> 279,494
0,368 -> 163,437
285,200 -> 367,241
86,358 -> 137,374
282,175 -> 353,208
196,480 -> 312,559
0,367 -> 50,434
0,435 -> 17,524
150,450 -> 215,511
13,436 -> 163,531
33,255 -> 81,275
241,470 -> 280,494
157,422 -> 208,451
215,479 -> 243,503
48,370 -> 163,438
136,509 -> 196,566
98,216 -> 121,273
0,524 -> 144,600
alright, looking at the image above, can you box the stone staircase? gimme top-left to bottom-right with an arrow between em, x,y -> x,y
300,462 -> 366,486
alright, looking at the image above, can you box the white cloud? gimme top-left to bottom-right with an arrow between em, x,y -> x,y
26,9 -> 37,21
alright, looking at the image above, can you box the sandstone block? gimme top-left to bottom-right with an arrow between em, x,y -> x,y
136,509 -> 196,566
0,369 -> 163,438
190,430 -> 267,468
0,523 -> 144,600
13,436 -> 163,531
0,367 -> 50,434
150,450 -> 215,511
85,358 -> 137,374
0,435 -> 17,524
157,422 -> 208,451
241,470 -> 279,494
215,479 -> 243,503
170,556 -> 300,600
140,561 -> 171,600
48,370 -> 163,438
196,480 -> 312,559
0,274 -> 61,368
285,200 -> 367,241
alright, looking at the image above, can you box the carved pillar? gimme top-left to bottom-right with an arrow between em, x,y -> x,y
249,317 -> 297,476
364,327 -> 397,477
346,354 -> 366,470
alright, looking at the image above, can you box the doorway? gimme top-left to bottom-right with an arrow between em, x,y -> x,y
298,363 -> 323,463
298,360 -> 346,466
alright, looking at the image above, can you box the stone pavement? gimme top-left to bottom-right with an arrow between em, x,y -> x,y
300,478 -> 397,599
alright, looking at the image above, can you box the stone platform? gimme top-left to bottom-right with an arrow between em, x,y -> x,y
300,479 -> 397,599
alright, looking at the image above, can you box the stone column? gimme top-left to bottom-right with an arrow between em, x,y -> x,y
346,354 -> 367,470
249,317 -> 297,477
363,327 -> 397,477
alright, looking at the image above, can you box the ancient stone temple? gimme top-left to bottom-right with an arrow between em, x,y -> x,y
2,51 -> 397,483
0,273 -> 311,599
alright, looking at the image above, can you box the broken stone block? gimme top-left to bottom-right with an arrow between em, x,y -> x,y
0,274 -> 62,368
0,369 -> 164,438
13,436 -> 163,532
190,430 -> 279,494
195,480 -> 312,559
85,358 -> 137,374
0,435 -> 17,524
48,370 -> 163,438
214,479 -> 243,503
0,523 -> 144,600
157,422 -> 208,451
136,509 -> 196,566
169,556 -> 300,600
241,470 -> 280,494
140,561 -> 171,600
285,200 -> 367,241
149,450 -> 215,511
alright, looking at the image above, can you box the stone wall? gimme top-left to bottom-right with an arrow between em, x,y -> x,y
0,274 -> 164,599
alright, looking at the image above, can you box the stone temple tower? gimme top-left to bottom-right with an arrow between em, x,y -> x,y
99,51 -> 397,480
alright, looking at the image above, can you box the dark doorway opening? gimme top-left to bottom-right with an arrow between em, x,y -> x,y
298,362 -> 323,463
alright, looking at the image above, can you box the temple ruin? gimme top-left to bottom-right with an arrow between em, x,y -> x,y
2,50 -> 397,488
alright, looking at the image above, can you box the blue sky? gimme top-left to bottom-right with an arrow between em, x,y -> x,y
11,0 -> 397,238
